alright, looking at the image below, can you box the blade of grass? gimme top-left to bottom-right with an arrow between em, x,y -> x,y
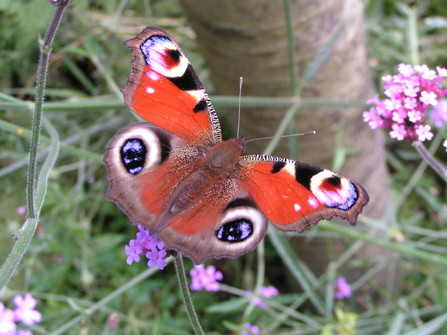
0,119 -> 102,162
267,226 -> 325,313
318,220 -> 447,265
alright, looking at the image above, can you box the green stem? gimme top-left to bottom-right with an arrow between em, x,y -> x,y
0,219 -> 38,290
27,4 -> 67,219
173,255 -> 205,335
0,1 -> 68,293
283,0 -> 298,96
413,141 -> 447,181
406,6 -> 419,66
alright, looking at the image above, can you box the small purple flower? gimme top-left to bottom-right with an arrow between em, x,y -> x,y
0,302 -> 16,335
17,330 -> 33,335
124,225 -> 167,270
16,207 -> 26,216
125,240 -> 142,265
13,294 -> 41,326
389,124 -> 407,141
107,312 -> 120,330
430,99 -> 447,127
420,91 -> 438,106
146,249 -> 167,270
242,323 -> 260,335
364,63 -> 447,142
415,124 -> 433,141
190,265 -> 223,291
334,276 -> 351,299
254,297 -> 267,308
408,110 -> 422,123
398,63 -> 415,77
248,286 -> 279,308
437,67 -> 447,77
260,286 -> 279,298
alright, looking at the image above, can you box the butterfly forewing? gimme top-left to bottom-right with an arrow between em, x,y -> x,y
122,26 -> 222,145
239,155 -> 369,232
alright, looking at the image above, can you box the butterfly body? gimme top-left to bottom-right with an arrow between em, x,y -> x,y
104,26 -> 369,264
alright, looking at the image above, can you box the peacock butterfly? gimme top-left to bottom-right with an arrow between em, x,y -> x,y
104,27 -> 369,264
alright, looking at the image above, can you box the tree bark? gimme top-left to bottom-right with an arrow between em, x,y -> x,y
179,0 -> 392,290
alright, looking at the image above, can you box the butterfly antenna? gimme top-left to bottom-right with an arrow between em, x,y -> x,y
245,131 -> 316,143
237,77 -> 243,138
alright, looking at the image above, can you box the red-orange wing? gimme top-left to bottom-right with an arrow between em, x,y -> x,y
239,155 -> 369,232
122,27 -> 221,145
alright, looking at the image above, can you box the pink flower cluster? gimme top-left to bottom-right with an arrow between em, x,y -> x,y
125,225 -> 167,270
190,265 -> 223,291
0,294 -> 41,335
364,64 -> 447,143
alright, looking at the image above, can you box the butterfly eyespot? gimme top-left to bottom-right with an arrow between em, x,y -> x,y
215,219 -> 253,242
167,49 -> 181,63
120,139 -> 147,175
310,170 -> 359,210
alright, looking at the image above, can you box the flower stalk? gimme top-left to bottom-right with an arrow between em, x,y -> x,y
413,141 -> 447,180
173,255 -> 205,335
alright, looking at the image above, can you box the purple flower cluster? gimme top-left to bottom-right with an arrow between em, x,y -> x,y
0,294 -> 41,335
248,286 -> 279,308
242,323 -> 260,335
124,225 -> 167,270
364,64 -> 447,143
190,265 -> 223,291
334,276 -> 351,299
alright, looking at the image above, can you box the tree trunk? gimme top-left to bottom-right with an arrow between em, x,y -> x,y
179,0 -> 392,290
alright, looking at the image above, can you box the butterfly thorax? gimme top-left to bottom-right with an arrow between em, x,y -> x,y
169,139 -> 244,214
205,138 -> 244,172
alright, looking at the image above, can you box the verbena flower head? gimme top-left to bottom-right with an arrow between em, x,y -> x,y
190,264 -> 223,291
364,64 -> 447,143
334,276 -> 351,299
124,225 -> 167,270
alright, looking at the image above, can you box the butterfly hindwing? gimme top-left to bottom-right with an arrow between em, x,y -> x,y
239,155 -> 369,232
122,26 -> 221,145
104,122 -> 201,232
156,188 -> 268,264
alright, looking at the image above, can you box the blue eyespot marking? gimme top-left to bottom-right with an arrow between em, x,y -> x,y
120,139 -> 146,175
216,219 -> 253,242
